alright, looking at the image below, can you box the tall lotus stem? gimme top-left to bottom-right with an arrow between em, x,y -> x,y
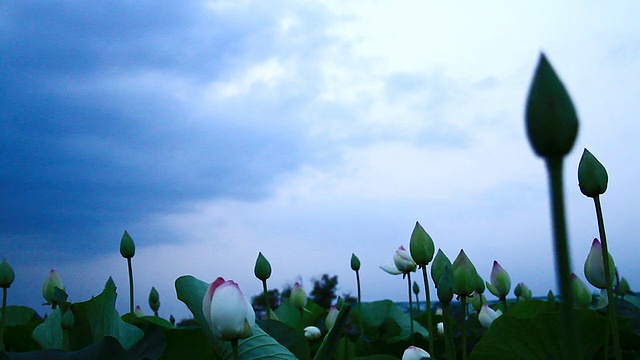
231,338 -> 239,360
460,296 -> 468,360
594,196 -> 621,359
420,268 -> 434,356
351,253 -> 363,338
442,303 -> 456,360
126,258 -> 134,314
406,272 -> 415,344
120,231 -> 136,314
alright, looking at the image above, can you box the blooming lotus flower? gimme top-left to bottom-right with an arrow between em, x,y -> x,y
402,345 -> 431,360
203,277 -> 255,340
325,305 -> 339,330
304,326 -> 322,340
584,238 -> 616,289
290,282 -> 307,309
571,273 -> 592,308
478,304 -> 502,328
42,269 -> 65,304
486,261 -> 511,299
380,246 -> 417,275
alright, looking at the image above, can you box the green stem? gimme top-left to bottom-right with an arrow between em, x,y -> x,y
593,195 -> 622,360
1,287 -> 6,351
461,296 -> 468,360
407,272 -> 414,345
421,266 -> 434,357
501,296 -> 509,313
443,303 -> 456,360
355,270 -> 363,339
262,280 -> 270,319
127,257 -> 134,314
231,338 -> 240,360
546,158 -> 577,359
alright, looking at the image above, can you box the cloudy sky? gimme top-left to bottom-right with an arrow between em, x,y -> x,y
2,1 -> 640,320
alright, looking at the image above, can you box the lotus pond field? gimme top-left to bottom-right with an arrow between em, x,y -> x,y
1,55 -> 639,359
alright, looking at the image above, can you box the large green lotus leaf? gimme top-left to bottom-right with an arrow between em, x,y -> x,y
123,313 -> 174,330
506,299 -> 559,318
313,304 -> 351,360
469,308 -> 607,359
3,306 -> 41,327
31,308 -> 64,350
160,327 -> 215,359
274,298 -> 326,331
4,322 -> 42,352
68,284 -> 143,351
350,301 -> 428,343
175,275 -> 297,359
258,319 -> 310,360
352,356 -> 399,360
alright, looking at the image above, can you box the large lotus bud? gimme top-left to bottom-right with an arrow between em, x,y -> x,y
525,53 -> 578,158
409,221 -> 435,266
437,264 -> 454,304
325,305 -> 339,330
148,287 -> 160,314
350,253 -> 361,271
478,304 -> 502,329
486,261 -> 511,299
0,258 -> 15,288
571,274 -> 592,308
584,239 -> 615,289
42,269 -> 64,304
304,326 -> 322,340
431,249 -> 451,287
202,277 -> 255,340
578,148 -> 608,197
452,250 -> 479,297
119,231 -> 136,259
254,252 -> 272,281
290,282 -> 307,309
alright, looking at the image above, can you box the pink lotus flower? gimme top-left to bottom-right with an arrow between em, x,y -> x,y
380,246 -> 417,275
402,345 -> 431,360
584,238 -> 616,289
202,277 -> 255,340
486,260 -> 511,299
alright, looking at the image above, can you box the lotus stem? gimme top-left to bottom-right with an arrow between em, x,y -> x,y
127,257 -> 134,314
262,279 -> 270,318
407,272 -> 414,345
355,269 -> 363,338
546,158 -> 578,359
443,303 -> 456,360
231,338 -> 240,360
460,295 -> 468,360
593,195 -> 622,360
421,267 -> 434,356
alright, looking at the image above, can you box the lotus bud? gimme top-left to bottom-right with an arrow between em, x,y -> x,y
437,264 -> 454,304
42,269 -> 65,304
470,293 -> 487,313
119,231 -> 136,259
435,308 -> 443,316
304,326 -> 322,340
478,304 -> 502,328
202,277 -> 255,340
431,249 -> 451,287
452,250 -> 479,297
254,252 -> 272,281
412,281 -> 420,296
290,282 -> 307,309
525,53 -> 579,158
325,305 -> 338,330
436,322 -> 444,336
148,287 -> 160,314
578,148 -> 608,197
571,273 -> 592,309
0,258 -> 15,288
336,296 -> 344,309
134,305 -> 144,317
617,277 -> 630,297
409,221 -> 435,266
380,246 -> 417,275
547,290 -> 556,303
514,283 -> 522,298
402,345 -> 431,360
350,253 -> 361,271
170,315 -> 175,326
486,261 -> 511,299
515,282 -> 532,300
584,238 -> 616,289
474,273 -> 485,295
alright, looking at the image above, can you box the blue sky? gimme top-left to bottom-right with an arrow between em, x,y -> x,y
2,1 -> 640,320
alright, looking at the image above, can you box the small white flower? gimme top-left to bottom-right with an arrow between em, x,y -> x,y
402,345 -> 431,360
303,326 -> 322,340
478,304 -> 502,328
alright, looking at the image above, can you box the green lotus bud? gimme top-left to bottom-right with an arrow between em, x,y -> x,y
578,148 -> 608,197
431,249 -> 452,287
61,309 -> 74,330
350,253 -> 361,272
409,221 -> 435,266
571,274 -> 592,309
149,286 -> 160,313
325,305 -> 338,330
514,282 -> 532,300
474,273 -> 485,294
525,53 -> 578,158
254,252 -> 272,281
514,283 -> 522,298
584,238 -> 615,289
547,290 -> 556,303
452,250 -> 479,297
42,269 -> 65,304
336,296 -> 344,310
290,282 -> 307,309
486,261 -> 511,299
0,258 -> 15,288
412,281 -> 420,295
617,277 -> 630,297
437,264 -> 454,304
470,293 -> 487,313
119,231 -> 136,259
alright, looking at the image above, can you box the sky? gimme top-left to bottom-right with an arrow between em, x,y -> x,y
2,1 -> 640,321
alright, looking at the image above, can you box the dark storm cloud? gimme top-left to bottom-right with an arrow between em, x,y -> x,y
1,1 -> 331,251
